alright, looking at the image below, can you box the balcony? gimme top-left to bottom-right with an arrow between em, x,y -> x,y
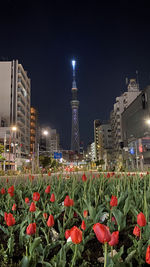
17,97 -> 25,107
17,116 -> 25,125
17,106 -> 25,116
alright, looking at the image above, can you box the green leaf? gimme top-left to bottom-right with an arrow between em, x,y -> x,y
0,225 -> 9,235
112,209 -> 126,231
123,197 -> 130,215
125,250 -> 136,263
7,234 -> 15,256
41,227 -> 49,245
38,261 -> 53,267
29,237 -> 41,255
21,256 -> 30,267
113,245 -> 124,262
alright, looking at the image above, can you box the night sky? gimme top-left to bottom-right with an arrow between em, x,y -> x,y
0,0 -> 150,149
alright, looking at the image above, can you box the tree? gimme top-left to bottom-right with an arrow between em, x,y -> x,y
0,144 -> 5,162
39,156 -> 51,168
95,159 -> 105,166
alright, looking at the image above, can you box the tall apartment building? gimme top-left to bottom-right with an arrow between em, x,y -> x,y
94,119 -> 101,161
30,107 -> 38,155
91,142 -> 96,161
110,79 -> 140,167
0,60 -> 31,160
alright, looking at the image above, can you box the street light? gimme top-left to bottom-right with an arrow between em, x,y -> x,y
12,126 -> 17,171
43,130 -> 48,136
8,125 -> 17,170
12,126 -> 17,132
37,129 -> 49,170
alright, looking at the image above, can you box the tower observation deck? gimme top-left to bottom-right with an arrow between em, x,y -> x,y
71,60 -> 80,153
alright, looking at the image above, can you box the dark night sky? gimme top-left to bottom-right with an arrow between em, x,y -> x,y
0,0 -> 150,149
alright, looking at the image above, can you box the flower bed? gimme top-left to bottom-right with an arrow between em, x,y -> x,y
0,172 -> 150,266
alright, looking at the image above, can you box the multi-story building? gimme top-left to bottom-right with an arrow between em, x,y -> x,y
94,119 -> 101,161
122,85 -> 150,170
110,79 -> 140,168
39,127 -> 60,157
30,107 -> 38,155
96,123 -> 113,170
91,142 -> 96,161
0,60 -> 31,168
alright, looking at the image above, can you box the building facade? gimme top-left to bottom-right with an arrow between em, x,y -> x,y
94,119 -> 101,161
39,127 -> 60,157
91,142 -> 96,161
110,79 -> 140,169
97,123 -> 113,169
0,60 -> 31,168
122,85 -> 150,170
30,107 -> 38,155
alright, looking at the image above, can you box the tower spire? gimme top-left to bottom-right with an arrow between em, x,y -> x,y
72,60 -> 77,88
70,60 -> 80,153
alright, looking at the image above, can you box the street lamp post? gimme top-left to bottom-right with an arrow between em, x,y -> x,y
8,126 -> 17,170
37,129 -> 49,171
12,126 -> 17,171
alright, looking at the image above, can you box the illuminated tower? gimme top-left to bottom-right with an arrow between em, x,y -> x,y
71,60 -> 80,153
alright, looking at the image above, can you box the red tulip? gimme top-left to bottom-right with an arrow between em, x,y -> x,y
50,193 -> 55,202
109,231 -> 119,246
83,210 -> 88,218
45,185 -> 51,194
4,213 -> 15,226
43,213 -> 48,219
47,215 -> 54,227
146,245 -> 150,264
82,173 -> 87,182
33,192 -> 40,201
81,220 -> 86,230
26,223 -> 36,235
64,196 -> 70,206
25,197 -> 29,203
93,223 -> 111,243
137,212 -> 146,227
70,226 -> 82,244
110,195 -> 118,207
65,229 -> 70,239
133,226 -> 141,237
1,188 -> 5,194
29,202 -> 36,212
107,173 -> 110,178
12,203 -> 16,211
8,185 -> 14,197
64,195 -> 74,207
